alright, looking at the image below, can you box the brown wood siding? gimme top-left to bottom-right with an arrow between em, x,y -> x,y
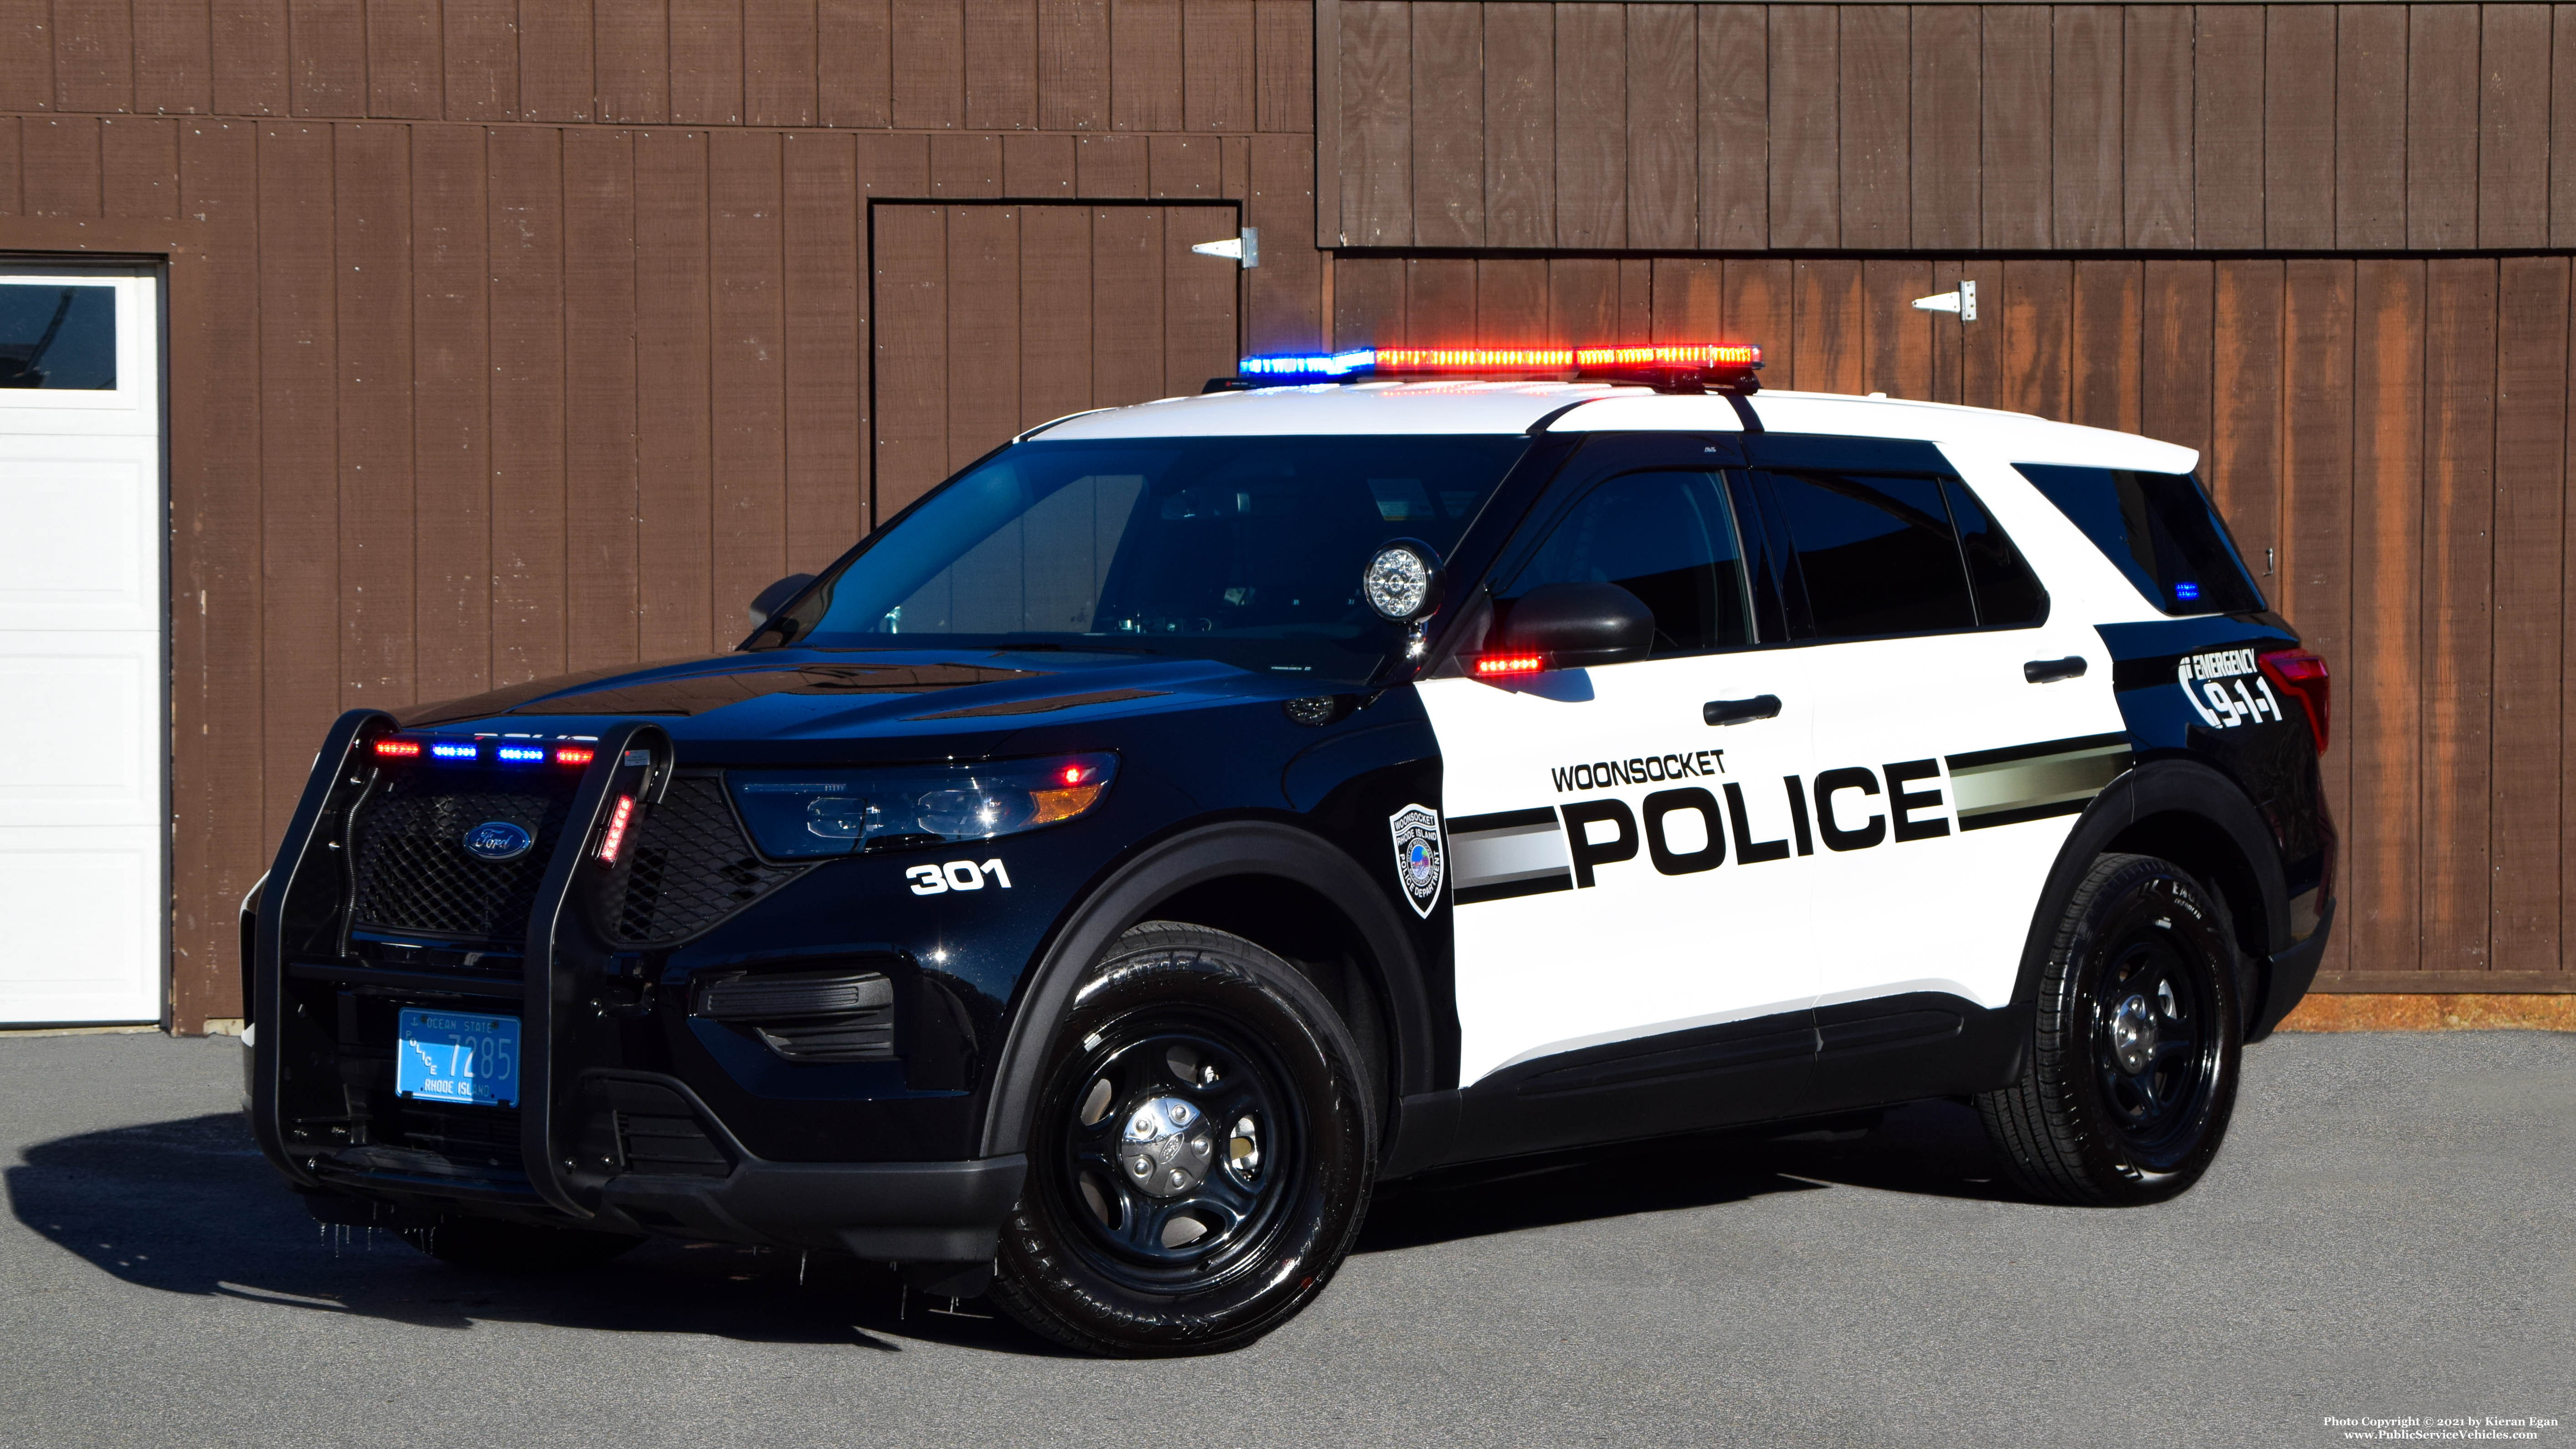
0,2 -> 1308,1029
1326,3 -> 2576,253
1326,250 -> 2576,993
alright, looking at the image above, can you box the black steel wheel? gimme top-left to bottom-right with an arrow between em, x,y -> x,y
1977,853 -> 2242,1205
989,921 -> 1376,1356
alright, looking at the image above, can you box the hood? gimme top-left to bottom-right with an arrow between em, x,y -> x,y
391,647 -> 1308,757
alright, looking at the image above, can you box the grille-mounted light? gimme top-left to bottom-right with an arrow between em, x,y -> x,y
598,794 -> 637,863
429,740 -> 478,760
372,738 -> 422,759
555,745 -> 596,767
495,744 -> 547,764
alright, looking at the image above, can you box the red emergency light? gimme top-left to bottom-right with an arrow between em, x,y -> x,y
1238,342 -> 1763,393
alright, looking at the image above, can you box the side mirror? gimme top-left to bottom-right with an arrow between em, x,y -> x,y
748,573 -> 817,631
1499,582 -> 1655,668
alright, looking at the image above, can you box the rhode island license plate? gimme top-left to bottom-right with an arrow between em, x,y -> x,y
395,1008 -> 521,1108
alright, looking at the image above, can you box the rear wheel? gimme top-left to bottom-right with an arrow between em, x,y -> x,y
398,1215 -> 643,1272
1977,853 -> 2241,1205
989,922 -> 1376,1357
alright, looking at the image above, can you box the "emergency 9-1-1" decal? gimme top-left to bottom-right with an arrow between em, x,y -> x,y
2178,647 -> 2284,730
1451,733 -> 2132,904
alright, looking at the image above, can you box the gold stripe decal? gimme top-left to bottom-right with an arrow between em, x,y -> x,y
1944,733 -> 2132,831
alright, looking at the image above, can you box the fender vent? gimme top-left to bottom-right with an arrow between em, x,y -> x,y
694,969 -> 897,1063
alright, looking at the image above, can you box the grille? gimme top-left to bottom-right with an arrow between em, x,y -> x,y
612,775 -> 810,947
350,778 -> 577,943
348,769 -> 805,951
393,1100 -> 522,1166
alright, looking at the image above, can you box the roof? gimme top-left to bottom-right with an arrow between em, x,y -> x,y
1030,380 -> 2202,474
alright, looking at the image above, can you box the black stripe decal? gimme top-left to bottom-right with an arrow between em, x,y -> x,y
1944,730 -> 2131,773
1454,872 -> 1573,906
1955,797 -> 2093,832
1450,806 -> 1559,836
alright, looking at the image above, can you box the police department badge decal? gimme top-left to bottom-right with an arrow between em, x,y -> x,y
1388,804 -> 1444,918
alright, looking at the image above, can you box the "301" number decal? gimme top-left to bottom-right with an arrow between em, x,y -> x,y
907,858 -> 1013,895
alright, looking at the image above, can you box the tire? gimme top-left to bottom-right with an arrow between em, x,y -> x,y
398,1215 -> 643,1272
1977,853 -> 2242,1206
989,921 -> 1377,1357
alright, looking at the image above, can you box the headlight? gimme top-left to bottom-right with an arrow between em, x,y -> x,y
727,754 -> 1117,859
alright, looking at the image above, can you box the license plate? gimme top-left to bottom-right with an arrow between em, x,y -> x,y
395,1008 -> 521,1108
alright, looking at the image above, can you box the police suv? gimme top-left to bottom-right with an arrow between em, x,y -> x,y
247,344 -> 2335,1357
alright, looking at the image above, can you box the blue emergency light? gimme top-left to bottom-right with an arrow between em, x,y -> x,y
495,745 -> 547,764
1232,341 -> 1762,391
2174,581 -> 2200,601
429,741 -> 479,761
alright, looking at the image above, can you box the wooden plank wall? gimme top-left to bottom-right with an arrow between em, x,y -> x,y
0,0 -> 1321,1029
1329,252 -> 2574,993
1328,3 -> 2576,252
872,201 -> 1241,510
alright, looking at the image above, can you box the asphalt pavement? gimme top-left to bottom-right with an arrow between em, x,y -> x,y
0,1028 -> 2567,1448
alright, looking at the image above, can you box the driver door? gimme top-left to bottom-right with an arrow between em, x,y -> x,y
1418,437 -> 1819,1111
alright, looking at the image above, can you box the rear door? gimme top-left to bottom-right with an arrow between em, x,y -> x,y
1422,436 -> 1817,1094
1739,437 -> 2125,1022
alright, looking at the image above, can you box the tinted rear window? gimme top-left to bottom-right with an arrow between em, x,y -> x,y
2014,465 -> 2265,616
1763,470 -> 1978,639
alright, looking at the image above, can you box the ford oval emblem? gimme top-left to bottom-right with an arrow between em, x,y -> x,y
461,820 -> 533,862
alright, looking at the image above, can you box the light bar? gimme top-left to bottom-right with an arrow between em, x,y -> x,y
1238,348 -> 1377,379
372,738 -> 422,759
428,740 -> 478,760
495,744 -> 547,764
1234,341 -> 1762,387
1377,347 -> 1575,370
555,745 -> 596,767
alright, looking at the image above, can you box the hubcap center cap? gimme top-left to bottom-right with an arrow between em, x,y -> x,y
1120,1096 -> 1215,1198
2109,993 -> 2159,1074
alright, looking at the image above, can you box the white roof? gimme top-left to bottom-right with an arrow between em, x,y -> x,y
1031,380 -> 2201,474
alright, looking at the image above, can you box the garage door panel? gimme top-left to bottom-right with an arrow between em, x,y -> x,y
0,636 -> 159,826
0,835 -> 159,1022
0,449 -> 158,632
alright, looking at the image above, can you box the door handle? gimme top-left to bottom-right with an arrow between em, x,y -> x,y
2024,656 -> 2088,683
1703,694 -> 1782,726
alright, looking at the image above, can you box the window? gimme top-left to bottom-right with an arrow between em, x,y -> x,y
1499,469 -> 1752,656
1763,471 -> 1978,639
1940,478 -> 2048,627
762,434 -> 1531,684
2013,464 -> 2265,617
0,284 -> 117,390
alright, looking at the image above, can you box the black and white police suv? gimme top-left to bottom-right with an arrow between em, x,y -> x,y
247,342 -> 2336,1356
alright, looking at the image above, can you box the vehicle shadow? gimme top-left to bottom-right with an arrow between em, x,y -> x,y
1356,1098 -> 2020,1253
5,1098 -> 2012,1350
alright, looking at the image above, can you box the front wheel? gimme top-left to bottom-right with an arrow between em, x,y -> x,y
1977,853 -> 2242,1205
989,922 -> 1377,1357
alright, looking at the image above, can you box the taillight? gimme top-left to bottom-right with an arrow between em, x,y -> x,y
1473,652 -> 1547,678
2259,648 -> 2330,754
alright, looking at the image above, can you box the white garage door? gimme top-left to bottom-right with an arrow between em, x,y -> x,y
0,264 -> 164,1025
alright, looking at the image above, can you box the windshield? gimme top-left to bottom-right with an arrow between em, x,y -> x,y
758,434 -> 1532,683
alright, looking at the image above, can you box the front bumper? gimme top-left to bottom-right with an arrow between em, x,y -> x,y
252,711 -> 1022,1262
